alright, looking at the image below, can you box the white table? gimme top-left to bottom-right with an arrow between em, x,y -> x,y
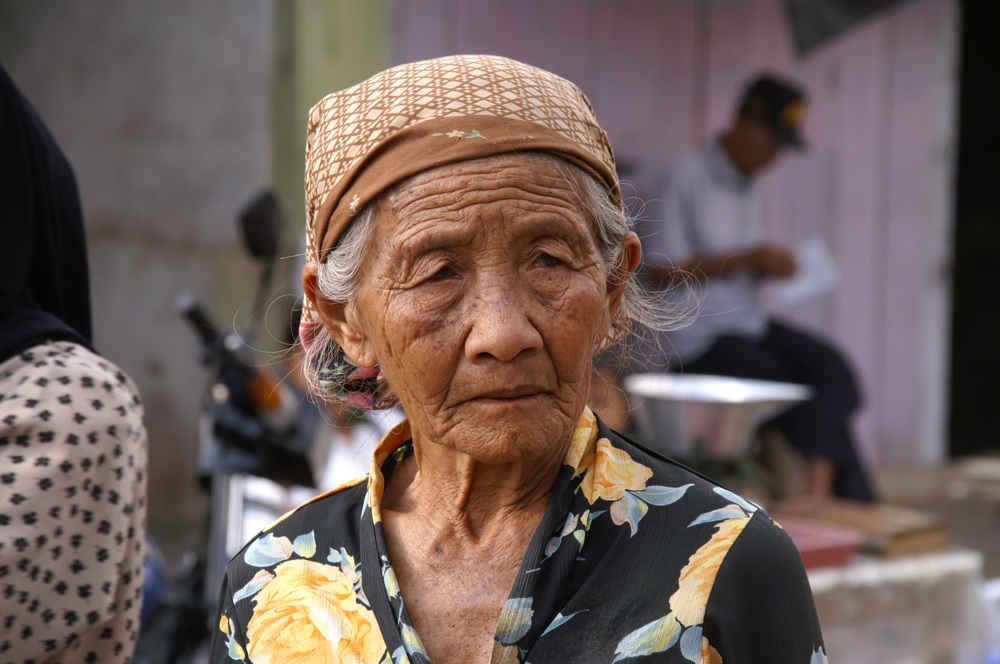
808,549 -> 991,663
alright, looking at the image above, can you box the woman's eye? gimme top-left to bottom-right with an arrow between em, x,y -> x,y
536,252 -> 564,268
429,265 -> 454,281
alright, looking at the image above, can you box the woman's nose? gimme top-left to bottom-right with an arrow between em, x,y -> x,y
463,282 -> 543,363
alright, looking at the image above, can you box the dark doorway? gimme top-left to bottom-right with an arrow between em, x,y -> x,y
948,1 -> 1000,457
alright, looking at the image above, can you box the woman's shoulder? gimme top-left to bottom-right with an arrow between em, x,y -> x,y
2,340 -> 141,404
226,479 -> 370,573
599,423 -> 745,497
0,340 -> 145,450
597,423 -> 789,549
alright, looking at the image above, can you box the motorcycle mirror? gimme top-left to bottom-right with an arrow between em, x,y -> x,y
238,189 -> 284,261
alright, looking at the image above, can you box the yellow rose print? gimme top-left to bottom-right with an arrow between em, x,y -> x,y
698,635 -> 723,664
246,559 -> 387,663
564,407 -> 599,471
669,517 -> 750,627
565,433 -> 689,538
588,438 -> 653,503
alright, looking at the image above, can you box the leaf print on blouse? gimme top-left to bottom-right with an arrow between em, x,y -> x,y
380,552 -> 430,663
232,531 -> 320,606
491,643 -> 522,664
243,531 -> 317,567
615,489 -> 761,662
218,614 -> 247,661
496,597 -> 534,645
575,436 -> 692,536
540,610 -> 587,636
233,569 -> 275,604
491,598 -> 533,664
543,510 -> 601,560
613,613 -> 724,663
329,546 -> 367,605
679,625 -> 722,664
613,612 -> 682,662
812,646 -> 829,664
245,558 -> 389,664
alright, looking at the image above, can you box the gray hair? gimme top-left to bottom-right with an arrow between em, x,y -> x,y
303,153 -> 685,402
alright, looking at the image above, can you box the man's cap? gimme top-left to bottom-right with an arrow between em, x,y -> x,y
737,73 -> 808,148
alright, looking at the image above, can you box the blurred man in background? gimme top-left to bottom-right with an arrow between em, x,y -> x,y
643,73 -> 875,502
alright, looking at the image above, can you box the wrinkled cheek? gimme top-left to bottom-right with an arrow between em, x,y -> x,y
543,295 -> 605,363
379,312 -> 456,404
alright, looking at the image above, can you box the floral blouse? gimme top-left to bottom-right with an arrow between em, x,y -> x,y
210,408 -> 826,663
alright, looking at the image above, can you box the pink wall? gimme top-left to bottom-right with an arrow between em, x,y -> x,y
389,0 -> 957,467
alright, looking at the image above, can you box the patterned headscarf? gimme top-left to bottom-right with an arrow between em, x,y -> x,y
301,54 -> 620,338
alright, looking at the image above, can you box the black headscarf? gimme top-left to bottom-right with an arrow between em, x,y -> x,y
0,63 -> 92,362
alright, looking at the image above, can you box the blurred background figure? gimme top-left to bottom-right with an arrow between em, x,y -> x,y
0,63 -> 148,663
642,73 -> 876,503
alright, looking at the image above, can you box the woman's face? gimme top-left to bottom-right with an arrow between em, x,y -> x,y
327,155 -> 634,464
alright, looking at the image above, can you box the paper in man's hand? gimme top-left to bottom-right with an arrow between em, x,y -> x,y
773,237 -> 839,307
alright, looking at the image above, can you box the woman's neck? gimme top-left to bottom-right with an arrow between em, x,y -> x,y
382,436 -> 566,544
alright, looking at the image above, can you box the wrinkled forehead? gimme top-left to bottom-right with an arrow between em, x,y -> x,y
373,154 -> 598,245
386,153 -> 590,213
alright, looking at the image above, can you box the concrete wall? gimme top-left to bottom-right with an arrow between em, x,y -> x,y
1,0 -> 389,564
1,0 -> 276,561
273,0 -> 390,249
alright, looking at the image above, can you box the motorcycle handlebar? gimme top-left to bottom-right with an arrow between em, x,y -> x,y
176,293 -> 224,348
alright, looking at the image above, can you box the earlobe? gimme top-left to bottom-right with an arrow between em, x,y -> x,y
596,233 -> 642,348
607,232 -> 642,312
302,261 -> 377,368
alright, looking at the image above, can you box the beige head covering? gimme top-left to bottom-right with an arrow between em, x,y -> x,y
302,54 -> 620,344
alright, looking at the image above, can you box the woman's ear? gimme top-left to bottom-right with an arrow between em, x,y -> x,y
606,231 -> 642,317
302,261 -> 377,368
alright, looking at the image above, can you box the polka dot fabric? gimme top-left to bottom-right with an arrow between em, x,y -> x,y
0,342 -> 147,663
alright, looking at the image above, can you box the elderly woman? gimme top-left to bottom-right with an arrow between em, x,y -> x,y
211,55 -> 825,664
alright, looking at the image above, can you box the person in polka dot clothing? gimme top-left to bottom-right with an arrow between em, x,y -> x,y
0,64 -> 148,663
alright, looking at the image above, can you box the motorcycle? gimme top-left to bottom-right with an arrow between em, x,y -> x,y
135,190 -> 327,662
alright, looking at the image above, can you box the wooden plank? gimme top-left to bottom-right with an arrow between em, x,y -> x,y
788,37 -> 847,336
878,0 -> 956,464
822,16 -> 893,463
747,0 -> 801,257
592,0 -> 701,219
703,0 -> 755,138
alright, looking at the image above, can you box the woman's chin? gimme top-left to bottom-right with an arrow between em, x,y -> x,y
420,402 -> 579,466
